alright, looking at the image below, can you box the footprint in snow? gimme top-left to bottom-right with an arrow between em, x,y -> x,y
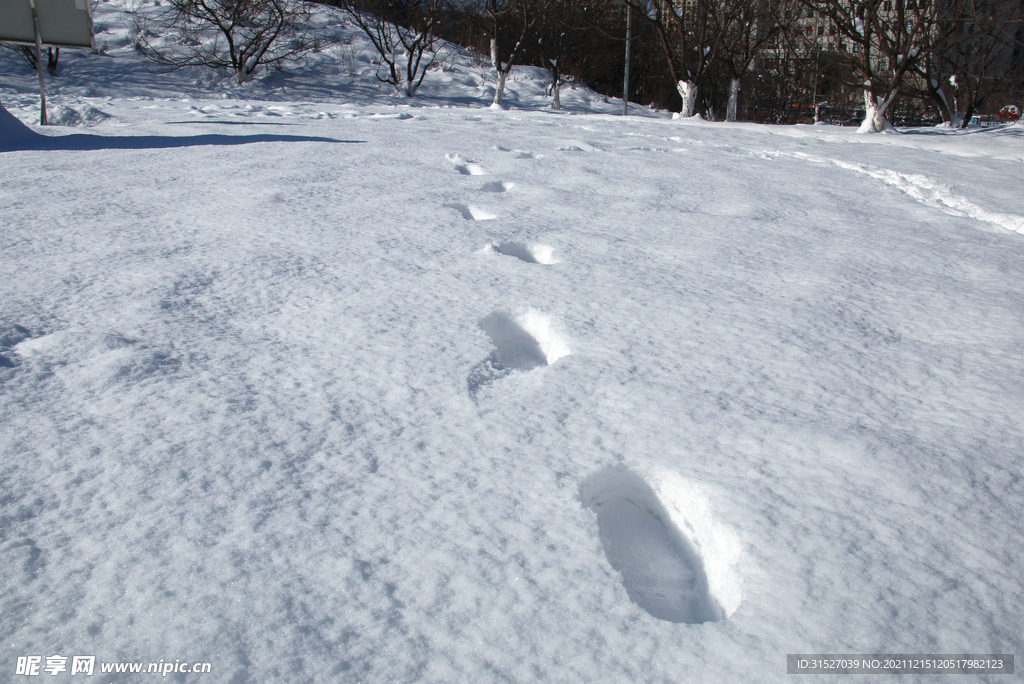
467,310 -> 569,399
481,180 -> 513,193
485,242 -> 557,265
445,203 -> 496,221
557,140 -> 603,152
446,153 -> 486,175
495,146 -> 538,159
579,467 -> 723,624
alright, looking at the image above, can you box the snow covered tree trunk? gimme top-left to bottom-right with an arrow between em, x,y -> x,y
493,70 -> 507,106
490,37 -> 507,106
858,88 -> 895,133
676,80 -> 698,118
392,49 -> 408,97
947,75 -> 966,127
950,92 -> 964,128
726,78 -> 739,122
549,64 -> 561,110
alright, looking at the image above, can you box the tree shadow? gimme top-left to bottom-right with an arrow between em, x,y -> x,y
2,132 -> 366,152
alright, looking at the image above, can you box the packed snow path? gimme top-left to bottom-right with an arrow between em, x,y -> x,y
2,98 -> 1024,683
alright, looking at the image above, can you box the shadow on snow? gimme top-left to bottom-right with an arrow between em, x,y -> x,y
1,132 -> 366,152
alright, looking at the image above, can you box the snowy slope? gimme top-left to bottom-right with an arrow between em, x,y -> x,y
0,0 -> 640,114
2,2 -> 1024,683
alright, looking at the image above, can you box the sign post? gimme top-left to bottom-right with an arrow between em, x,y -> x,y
30,0 -> 48,124
0,0 -> 95,125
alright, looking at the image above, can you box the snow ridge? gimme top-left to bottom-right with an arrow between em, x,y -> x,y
783,149 -> 1024,234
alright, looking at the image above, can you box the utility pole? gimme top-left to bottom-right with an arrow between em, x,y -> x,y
612,0 -> 632,114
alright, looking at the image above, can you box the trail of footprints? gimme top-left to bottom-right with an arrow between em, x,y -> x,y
442,154 -> 523,221
445,148 -> 564,399
447,146 -> 730,625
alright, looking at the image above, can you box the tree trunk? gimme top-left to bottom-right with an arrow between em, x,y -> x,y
236,55 -> 258,84
490,37 -> 506,106
926,78 -> 954,125
493,70 -> 507,106
726,78 -> 739,122
46,47 -> 59,76
391,63 -> 410,97
858,89 -> 895,133
676,80 -> 698,118
962,101 -> 977,128
549,65 -> 561,110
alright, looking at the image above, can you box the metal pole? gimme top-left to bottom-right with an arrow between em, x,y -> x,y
29,0 -> 47,125
622,3 -> 631,115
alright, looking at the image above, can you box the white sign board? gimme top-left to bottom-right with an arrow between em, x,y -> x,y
0,0 -> 95,49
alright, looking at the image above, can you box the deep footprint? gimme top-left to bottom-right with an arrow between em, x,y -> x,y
579,467 -> 722,624
467,310 -> 569,398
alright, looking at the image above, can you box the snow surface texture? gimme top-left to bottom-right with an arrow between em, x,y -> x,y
2,2 -> 1024,683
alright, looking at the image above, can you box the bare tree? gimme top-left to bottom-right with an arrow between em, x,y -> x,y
487,0 -> 549,105
911,0 -> 1024,126
133,0 -> 327,84
450,0 -> 550,106
533,5 -> 574,109
622,0 -> 723,117
339,0 -> 445,96
715,0 -> 782,120
531,0 -> 617,109
797,0 -> 956,131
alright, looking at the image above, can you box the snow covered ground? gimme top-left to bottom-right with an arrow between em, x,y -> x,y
2,3 -> 1024,682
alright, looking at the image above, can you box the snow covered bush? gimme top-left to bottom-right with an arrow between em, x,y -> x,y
334,0 -> 445,97
131,0 -> 328,84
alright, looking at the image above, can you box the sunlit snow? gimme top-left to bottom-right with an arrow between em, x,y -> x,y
2,2 -> 1023,682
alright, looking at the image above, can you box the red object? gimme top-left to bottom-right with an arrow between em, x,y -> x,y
998,105 -> 1020,124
